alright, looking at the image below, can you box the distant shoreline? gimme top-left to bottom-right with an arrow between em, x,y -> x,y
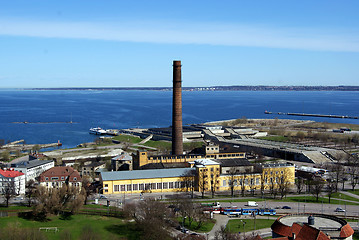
6,85 -> 359,91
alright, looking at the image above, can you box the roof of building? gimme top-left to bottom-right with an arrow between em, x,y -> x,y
83,161 -> 106,168
140,162 -> 189,170
101,168 -> 192,181
191,159 -> 219,167
11,159 -> 54,169
39,166 -> 81,182
112,152 -> 132,161
271,213 -> 354,240
213,158 -> 252,167
0,169 -> 24,178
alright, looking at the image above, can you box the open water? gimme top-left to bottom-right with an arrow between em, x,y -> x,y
0,90 -> 358,149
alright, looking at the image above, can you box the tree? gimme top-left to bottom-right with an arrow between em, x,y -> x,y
214,225 -> 240,240
277,168 -> 292,199
310,179 -> 325,202
2,180 -> 19,207
128,198 -> 172,240
81,176 -> 93,205
1,150 -> 10,161
197,169 -> 208,199
25,179 -> 36,207
326,180 -> 336,203
210,170 -> 220,198
227,167 -> 238,197
347,155 -> 359,191
240,171 -> 249,197
33,184 -> 85,218
295,178 -> 305,194
180,169 -> 196,198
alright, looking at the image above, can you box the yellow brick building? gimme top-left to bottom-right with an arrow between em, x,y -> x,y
101,159 -> 295,195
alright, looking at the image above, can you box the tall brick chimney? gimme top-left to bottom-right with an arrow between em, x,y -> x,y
172,60 -> 183,155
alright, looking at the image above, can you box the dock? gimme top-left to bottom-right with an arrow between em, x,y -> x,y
264,111 -> 358,119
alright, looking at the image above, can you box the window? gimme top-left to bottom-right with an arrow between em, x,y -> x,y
175,182 -> 180,188
51,177 -> 59,181
223,180 -> 226,186
151,183 -> 156,189
256,178 -> 259,185
139,184 -> 144,190
61,176 -> 64,180
120,185 -> 125,191
45,177 -> 49,181
114,185 -> 119,192
74,177 -> 77,181
105,189 -> 108,193
281,171 -> 283,174
169,182 -> 174,189
145,183 -> 151,190
245,179 -> 248,185
133,184 -> 138,191
163,182 -> 168,189
265,177 -> 268,184
157,183 -> 162,189
127,184 -> 132,191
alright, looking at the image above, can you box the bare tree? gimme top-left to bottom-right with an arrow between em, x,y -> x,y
347,155 -> 359,191
310,179 -> 325,202
240,171 -> 249,197
2,180 -> 20,207
180,169 -> 196,198
214,225 -> 240,240
130,198 -> 172,240
210,171 -> 220,198
227,167 -> 238,197
278,168 -> 292,199
326,180 -> 336,203
25,179 -> 36,207
81,176 -> 93,205
295,178 -> 305,194
197,169 -> 208,199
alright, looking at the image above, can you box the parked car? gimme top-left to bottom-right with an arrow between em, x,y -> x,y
181,228 -> 189,233
335,207 -> 346,212
282,206 -> 292,209
99,195 -> 108,199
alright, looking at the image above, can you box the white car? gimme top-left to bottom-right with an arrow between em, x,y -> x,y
334,207 -> 345,212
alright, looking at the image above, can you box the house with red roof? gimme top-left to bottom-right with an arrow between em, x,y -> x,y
0,168 -> 25,195
39,166 -> 82,189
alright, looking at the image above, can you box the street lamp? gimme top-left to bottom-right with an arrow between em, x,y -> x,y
240,220 -> 246,238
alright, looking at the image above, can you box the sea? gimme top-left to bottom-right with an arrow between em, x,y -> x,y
0,90 -> 358,149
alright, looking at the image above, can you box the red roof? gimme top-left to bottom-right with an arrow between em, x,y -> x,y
0,169 -> 24,178
39,166 -> 81,182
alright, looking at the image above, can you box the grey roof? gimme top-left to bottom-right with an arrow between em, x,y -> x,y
11,159 -> 54,169
101,168 -> 192,181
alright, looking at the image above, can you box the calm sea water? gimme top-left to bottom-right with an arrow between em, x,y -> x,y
0,90 -> 358,149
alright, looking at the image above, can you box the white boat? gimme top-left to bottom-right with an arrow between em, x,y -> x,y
89,127 -> 107,135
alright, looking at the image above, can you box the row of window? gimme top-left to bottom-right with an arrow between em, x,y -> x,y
44,176 -> 77,181
112,181 -> 185,192
223,177 -> 283,186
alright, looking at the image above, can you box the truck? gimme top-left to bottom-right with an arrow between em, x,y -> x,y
246,201 -> 258,207
201,202 -> 221,208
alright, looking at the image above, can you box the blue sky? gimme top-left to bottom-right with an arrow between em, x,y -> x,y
0,1 -> 358,88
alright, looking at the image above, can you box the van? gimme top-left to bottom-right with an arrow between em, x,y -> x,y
246,201 -> 258,207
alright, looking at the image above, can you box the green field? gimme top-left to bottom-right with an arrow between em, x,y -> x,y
277,196 -> 359,205
226,219 -> 274,233
0,214 -> 140,240
348,189 -> 359,196
326,192 -> 359,203
179,217 -> 216,232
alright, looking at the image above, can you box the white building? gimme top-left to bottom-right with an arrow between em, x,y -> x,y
0,169 -> 26,195
11,158 -> 54,183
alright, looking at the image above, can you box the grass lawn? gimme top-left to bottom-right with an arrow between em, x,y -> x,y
259,136 -> 289,142
327,192 -> 359,203
178,217 -> 216,233
0,214 -> 140,240
226,219 -> 274,233
348,189 -> 359,196
278,196 -> 359,205
113,135 -> 142,144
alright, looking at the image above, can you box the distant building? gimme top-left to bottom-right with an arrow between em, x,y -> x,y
39,166 -> 82,189
101,158 -> 295,195
81,161 -> 106,179
10,157 -> 54,182
111,152 -> 133,171
0,168 -> 25,195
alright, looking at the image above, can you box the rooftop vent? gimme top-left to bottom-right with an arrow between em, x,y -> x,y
308,215 -> 315,225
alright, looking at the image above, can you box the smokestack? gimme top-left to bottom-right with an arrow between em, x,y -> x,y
172,60 -> 183,155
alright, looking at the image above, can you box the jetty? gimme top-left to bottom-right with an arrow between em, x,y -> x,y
264,111 -> 358,119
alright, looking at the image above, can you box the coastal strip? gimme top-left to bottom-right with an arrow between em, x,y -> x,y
264,111 -> 359,119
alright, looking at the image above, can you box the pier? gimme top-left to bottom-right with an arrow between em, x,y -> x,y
264,111 -> 358,119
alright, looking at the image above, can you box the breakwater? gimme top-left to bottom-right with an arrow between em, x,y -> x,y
265,111 -> 358,119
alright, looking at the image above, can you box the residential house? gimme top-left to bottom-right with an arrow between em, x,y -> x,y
0,168 -> 25,195
39,166 -> 82,189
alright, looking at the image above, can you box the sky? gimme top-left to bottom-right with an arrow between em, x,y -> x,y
0,0 -> 359,88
